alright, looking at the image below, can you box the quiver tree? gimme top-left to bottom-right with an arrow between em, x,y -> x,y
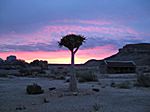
58,34 -> 86,92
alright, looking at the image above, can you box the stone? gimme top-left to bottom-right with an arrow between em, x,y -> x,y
92,88 -> 100,92
49,87 -> 56,91
43,98 -> 49,103
64,76 -> 70,83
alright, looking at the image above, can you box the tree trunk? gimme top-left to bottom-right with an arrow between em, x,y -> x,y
69,51 -> 78,92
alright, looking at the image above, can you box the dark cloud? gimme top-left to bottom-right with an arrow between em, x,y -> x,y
0,36 -> 144,52
0,42 -> 59,52
1,0 -> 150,34
0,0 -> 150,53
81,36 -> 146,50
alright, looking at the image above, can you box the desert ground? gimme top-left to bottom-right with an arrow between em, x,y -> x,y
0,75 -> 150,112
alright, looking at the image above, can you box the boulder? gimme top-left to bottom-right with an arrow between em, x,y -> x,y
26,83 -> 44,94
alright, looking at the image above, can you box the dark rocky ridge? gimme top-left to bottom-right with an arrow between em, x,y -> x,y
85,43 -> 150,66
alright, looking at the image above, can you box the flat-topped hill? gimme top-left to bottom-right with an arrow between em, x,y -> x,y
85,43 -> 150,66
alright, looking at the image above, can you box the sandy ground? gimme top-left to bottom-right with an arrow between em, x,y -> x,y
0,76 -> 150,112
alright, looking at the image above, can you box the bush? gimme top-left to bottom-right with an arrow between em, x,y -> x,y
110,82 -> 116,87
111,81 -> 131,89
117,81 -> 131,89
137,73 -> 150,87
39,70 -> 46,74
0,73 -> 8,77
19,68 -> 32,76
26,83 -> 44,94
50,68 -> 68,79
76,71 -> 98,82
91,103 -> 103,112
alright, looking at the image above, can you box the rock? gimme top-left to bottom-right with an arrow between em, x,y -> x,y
92,88 -> 100,92
58,93 -> 63,98
49,87 -> 56,91
72,92 -> 78,96
97,82 -> 101,85
92,85 -> 94,87
101,86 -> 105,88
26,83 -> 44,94
110,82 -> 116,87
43,98 -> 49,103
16,105 -> 26,110
64,76 -> 70,83
31,103 -> 36,105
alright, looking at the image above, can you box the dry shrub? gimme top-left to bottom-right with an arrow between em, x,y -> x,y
26,83 -> 44,94
76,71 -> 98,82
111,81 -> 131,89
91,103 -> 104,112
137,72 -> 150,87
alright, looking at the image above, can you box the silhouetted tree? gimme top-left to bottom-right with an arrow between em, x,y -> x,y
30,59 -> 40,66
30,59 -> 48,69
58,34 -> 86,92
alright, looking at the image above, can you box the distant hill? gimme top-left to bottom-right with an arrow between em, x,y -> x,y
84,59 -> 102,66
85,43 -> 150,66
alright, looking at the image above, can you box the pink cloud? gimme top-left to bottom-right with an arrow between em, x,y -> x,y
77,44 -> 117,59
78,20 -> 111,25
0,19 -> 140,46
42,25 -> 139,36
0,44 -> 117,64
53,19 -> 112,25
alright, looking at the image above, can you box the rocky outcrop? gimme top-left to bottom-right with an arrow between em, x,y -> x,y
84,59 -> 102,66
106,43 -> 150,66
85,43 -> 150,66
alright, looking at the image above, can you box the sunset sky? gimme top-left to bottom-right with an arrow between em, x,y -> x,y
0,0 -> 150,64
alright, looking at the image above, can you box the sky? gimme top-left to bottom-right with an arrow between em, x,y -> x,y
0,0 -> 150,64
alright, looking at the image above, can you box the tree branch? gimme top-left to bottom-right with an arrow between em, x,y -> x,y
73,47 -> 79,54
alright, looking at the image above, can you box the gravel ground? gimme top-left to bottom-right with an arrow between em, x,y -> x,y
0,77 -> 150,112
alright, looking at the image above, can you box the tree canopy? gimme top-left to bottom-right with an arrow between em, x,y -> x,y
58,34 -> 86,52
